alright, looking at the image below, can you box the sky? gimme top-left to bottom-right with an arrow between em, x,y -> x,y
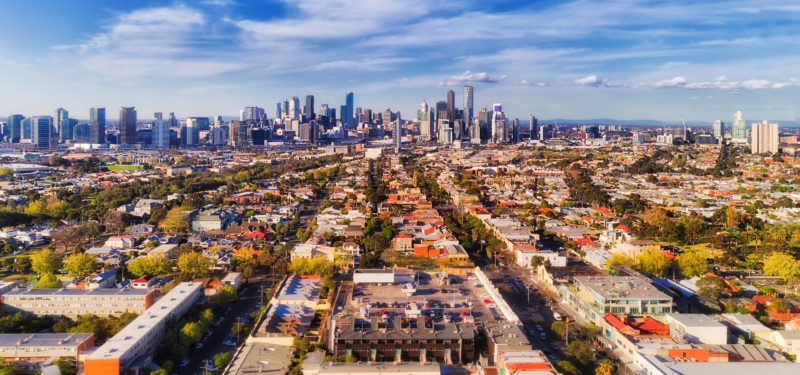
1,0 -> 799,122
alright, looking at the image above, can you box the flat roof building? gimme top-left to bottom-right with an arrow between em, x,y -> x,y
2,287 -> 155,317
84,282 -> 203,375
0,333 -> 94,362
563,276 -> 672,325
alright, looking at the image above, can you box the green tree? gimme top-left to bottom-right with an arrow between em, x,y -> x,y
555,360 -> 581,375
177,252 -> 212,279
180,321 -> 203,344
676,251 -> 708,278
288,255 -> 334,280
567,339 -> 594,365
550,321 -> 567,339
35,273 -> 62,288
0,167 -> 12,177
636,249 -> 671,276
160,207 -> 189,233
150,369 -> 168,375
127,255 -> 173,277
31,248 -> 62,275
63,253 -> 97,278
214,352 -> 232,369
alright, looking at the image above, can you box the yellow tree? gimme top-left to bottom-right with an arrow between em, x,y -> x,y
595,359 -> 615,375
160,207 -> 189,233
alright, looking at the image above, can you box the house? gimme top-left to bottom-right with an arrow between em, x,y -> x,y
104,235 -> 134,249
131,275 -> 157,289
291,243 -> 335,261
87,271 -> 117,289
769,330 -> 800,358
393,233 -> 414,253
191,209 -> 236,232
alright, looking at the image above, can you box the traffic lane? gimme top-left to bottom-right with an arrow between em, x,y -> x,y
181,280 -> 265,375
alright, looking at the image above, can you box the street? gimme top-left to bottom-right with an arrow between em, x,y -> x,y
180,278 -> 268,375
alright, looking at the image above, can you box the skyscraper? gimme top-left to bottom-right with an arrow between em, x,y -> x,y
181,118 -> 201,147
276,102 -> 282,120
154,112 -> 163,121
119,107 -> 137,145
152,119 -> 170,148
55,108 -> 70,142
394,120 -> 402,153
529,114 -> 538,141
289,97 -> 300,120
31,116 -> 53,149
418,101 -> 434,142
304,95 -> 315,121
89,108 -> 106,144
463,86 -> 473,124
491,103 -> 506,143
240,107 -> 265,123
446,90 -> 456,121
228,120 -> 248,147
7,114 -> 24,142
712,120 -> 725,144
345,92 -> 354,128
732,110 -> 747,142
751,120 -> 779,154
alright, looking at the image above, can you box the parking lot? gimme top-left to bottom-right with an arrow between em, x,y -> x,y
348,271 -> 505,325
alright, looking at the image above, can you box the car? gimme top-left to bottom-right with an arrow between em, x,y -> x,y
179,358 -> 190,368
535,324 -> 544,331
540,332 -> 547,339
195,342 -> 204,349
223,340 -> 237,346
207,363 -> 217,372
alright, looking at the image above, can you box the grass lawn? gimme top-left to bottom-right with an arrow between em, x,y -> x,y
107,164 -> 143,171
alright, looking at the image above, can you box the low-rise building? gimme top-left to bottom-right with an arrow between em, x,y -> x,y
0,333 -> 94,362
2,287 -> 155,317
562,276 -> 673,325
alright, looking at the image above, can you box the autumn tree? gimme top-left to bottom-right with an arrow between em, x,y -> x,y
595,359 -> 615,375
763,252 -> 800,284
676,251 -> 708,278
636,249 -> 671,276
160,207 -> 189,233
63,253 -> 97,278
696,276 -> 728,299
35,273 -> 62,288
31,248 -> 62,276
127,255 -> 173,277
177,252 -> 212,279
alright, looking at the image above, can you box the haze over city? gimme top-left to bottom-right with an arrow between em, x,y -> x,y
1,0 -> 800,120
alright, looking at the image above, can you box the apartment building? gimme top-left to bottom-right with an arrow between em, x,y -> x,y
84,282 -> 204,375
562,276 -> 672,325
0,333 -> 94,361
1,288 -> 155,317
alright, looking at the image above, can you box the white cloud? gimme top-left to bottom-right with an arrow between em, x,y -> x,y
574,74 -> 608,87
652,76 -> 800,90
440,71 -> 506,86
312,57 -> 412,71
518,80 -> 549,87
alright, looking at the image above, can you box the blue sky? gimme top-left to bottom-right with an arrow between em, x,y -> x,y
1,0 -> 800,122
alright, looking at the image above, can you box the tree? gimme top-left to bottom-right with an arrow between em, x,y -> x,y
214,352 -> 232,369
288,255 -> 334,280
35,273 -> 62,288
127,255 -> 173,277
103,211 -> 126,235
177,252 -> 212,279
725,206 -> 740,229
0,167 -> 11,177
595,358 -> 615,375
768,299 -> 789,314
643,206 -> 669,228
180,321 -> 203,344
567,339 -> 594,365
150,369 -> 168,375
763,252 -> 800,284
12,257 -> 31,273
555,360 -> 581,375
211,284 -> 236,304
676,251 -> 708,278
31,248 -> 62,276
550,321 -> 567,339
605,252 -> 635,270
160,207 -> 189,233
696,276 -> 728,299
63,253 -> 97,278
636,249 -> 671,277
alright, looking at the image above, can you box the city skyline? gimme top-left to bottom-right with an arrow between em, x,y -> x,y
1,0 -> 799,121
